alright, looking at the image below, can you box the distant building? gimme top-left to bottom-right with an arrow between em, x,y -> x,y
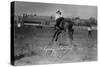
23,15 -> 55,27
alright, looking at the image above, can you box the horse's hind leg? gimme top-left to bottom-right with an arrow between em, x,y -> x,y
68,31 -> 73,44
71,32 -> 73,40
68,30 -> 73,40
71,29 -> 74,40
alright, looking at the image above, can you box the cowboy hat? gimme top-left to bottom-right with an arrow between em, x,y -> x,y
56,10 -> 61,14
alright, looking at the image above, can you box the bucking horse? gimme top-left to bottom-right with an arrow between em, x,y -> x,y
52,17 -> 74,42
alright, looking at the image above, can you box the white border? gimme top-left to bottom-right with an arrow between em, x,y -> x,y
0,0 -> 99,67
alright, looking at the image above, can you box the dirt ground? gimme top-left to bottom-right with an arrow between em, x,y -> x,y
14,25 -> 97,66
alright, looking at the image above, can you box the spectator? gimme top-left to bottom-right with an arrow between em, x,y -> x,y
88,25 -> 92,37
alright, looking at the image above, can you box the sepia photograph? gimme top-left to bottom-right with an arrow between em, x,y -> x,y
11,1 -> 97,66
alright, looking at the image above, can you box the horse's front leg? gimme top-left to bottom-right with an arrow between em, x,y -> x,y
52,30 -> 58,41
55,30 -> 62,41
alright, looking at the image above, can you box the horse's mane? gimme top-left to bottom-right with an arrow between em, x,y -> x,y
63,18 -> 73,24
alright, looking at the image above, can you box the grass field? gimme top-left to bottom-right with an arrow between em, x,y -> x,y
14,25 -> 97,66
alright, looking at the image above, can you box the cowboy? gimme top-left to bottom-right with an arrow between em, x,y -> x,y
54,10 -> 64,30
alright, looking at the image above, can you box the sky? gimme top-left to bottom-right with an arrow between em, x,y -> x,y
15,1 -> 97,19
